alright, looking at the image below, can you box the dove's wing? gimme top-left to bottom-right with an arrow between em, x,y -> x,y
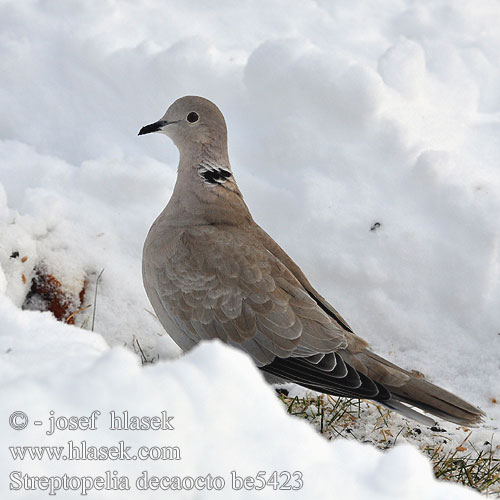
144,223 -> 392,402
145,224 -> 348,364
255,226 -> 356,334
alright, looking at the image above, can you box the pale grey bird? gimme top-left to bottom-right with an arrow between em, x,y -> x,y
139,96 -> 484,426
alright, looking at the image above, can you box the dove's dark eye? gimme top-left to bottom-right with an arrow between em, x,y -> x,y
187,112 -> 199,123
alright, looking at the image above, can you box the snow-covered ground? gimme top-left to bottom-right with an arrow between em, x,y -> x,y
1,0 -> 499,498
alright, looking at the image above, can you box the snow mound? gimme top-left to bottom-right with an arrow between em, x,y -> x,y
1,300 -> 479,498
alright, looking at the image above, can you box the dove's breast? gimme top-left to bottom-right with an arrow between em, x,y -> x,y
142,223 -> 254,353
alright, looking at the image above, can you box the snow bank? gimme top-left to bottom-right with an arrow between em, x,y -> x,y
1,0 -> 498,497
1,297 -> 479,498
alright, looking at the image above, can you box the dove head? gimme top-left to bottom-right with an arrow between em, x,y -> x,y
139,96 -> 229,163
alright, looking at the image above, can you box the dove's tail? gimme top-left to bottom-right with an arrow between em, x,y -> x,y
361,351 -> 485,426
262,346 -> 484,426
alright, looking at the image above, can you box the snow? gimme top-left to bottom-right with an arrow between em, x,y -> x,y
1,0 -> 498,497
0,299 -> 480,499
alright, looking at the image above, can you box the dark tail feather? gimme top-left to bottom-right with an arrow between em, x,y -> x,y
364,351 -> 485,426
385,376 -> 485,426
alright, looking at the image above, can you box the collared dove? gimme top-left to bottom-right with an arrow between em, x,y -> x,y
139,96 -> 484,426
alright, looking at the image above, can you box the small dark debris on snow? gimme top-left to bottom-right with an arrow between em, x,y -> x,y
413,428 -> 422,435
10,251 -> 19,259
370,222 -> 381,231
275,388 -> 289,397
430,426 -> 447,432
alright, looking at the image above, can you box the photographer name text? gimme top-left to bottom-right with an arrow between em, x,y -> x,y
43,411 -> 175,435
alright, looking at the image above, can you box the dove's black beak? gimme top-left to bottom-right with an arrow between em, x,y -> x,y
138,120 -> 169,136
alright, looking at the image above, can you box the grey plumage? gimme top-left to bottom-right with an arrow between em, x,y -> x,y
140,95 -> 484,426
